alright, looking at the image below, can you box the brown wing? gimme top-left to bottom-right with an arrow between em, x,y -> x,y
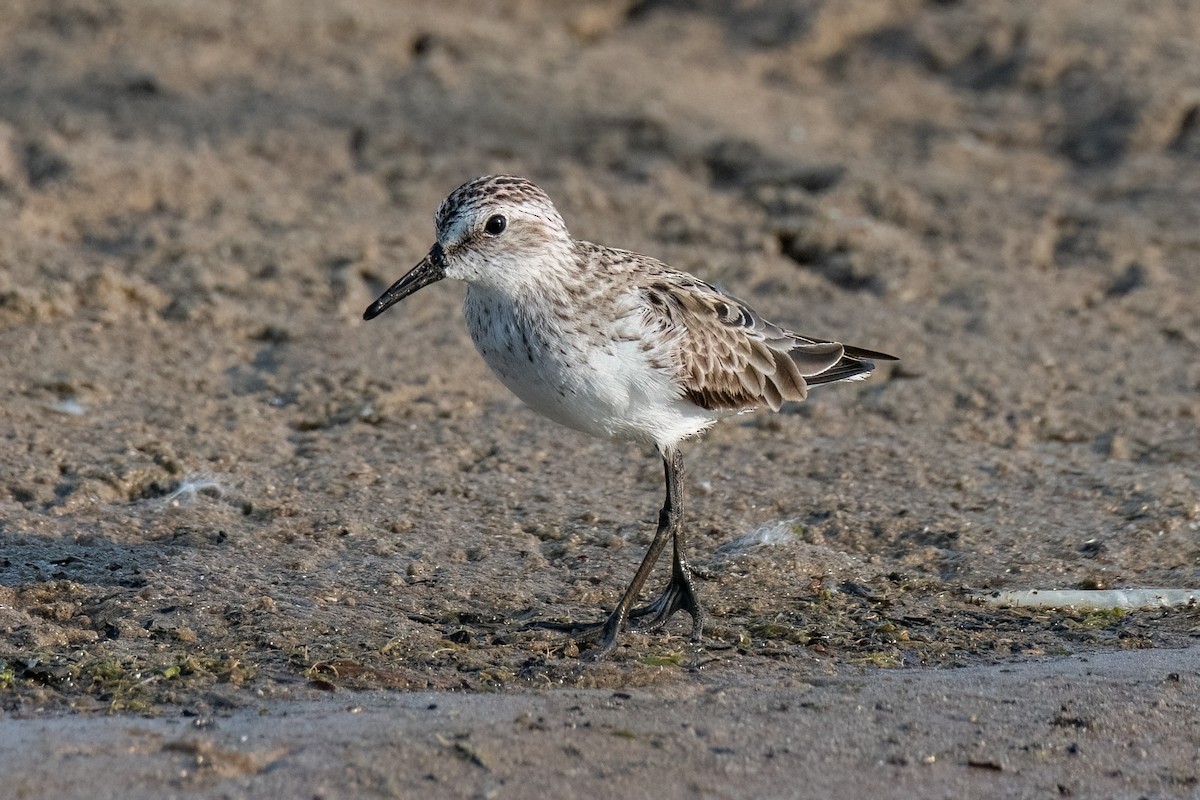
641,277 -> 848,412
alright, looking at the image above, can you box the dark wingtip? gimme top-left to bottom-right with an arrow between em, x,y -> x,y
843,345 -> 899,361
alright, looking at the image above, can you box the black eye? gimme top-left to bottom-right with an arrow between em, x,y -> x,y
483,214 -> 507,236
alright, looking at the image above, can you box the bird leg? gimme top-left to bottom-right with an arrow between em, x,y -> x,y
576,446 -> 704,658
628,448 -> 705,638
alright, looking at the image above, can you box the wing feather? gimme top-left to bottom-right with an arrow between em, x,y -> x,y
637,270 -> 894,412
580,242 -> 896,413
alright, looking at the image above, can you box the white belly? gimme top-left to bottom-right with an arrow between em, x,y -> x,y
463,288 -> 717,447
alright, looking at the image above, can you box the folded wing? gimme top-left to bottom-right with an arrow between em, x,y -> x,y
640,276 -> 895,412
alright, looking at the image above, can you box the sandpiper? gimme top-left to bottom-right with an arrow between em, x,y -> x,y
364,175 -> 896,657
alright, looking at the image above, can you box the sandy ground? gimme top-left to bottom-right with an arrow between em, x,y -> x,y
1,0 -> 1199,796
3,647 -> 1198,800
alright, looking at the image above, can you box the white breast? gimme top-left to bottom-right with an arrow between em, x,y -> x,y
463,286 -> 718,447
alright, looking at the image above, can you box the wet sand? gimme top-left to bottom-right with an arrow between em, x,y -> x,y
1,1 -> 1198,796
5,647 -> 1198,799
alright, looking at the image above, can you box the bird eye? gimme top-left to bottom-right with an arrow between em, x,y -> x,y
483,214 -> 507,236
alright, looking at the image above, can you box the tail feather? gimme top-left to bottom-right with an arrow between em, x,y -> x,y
793,342 -> 897,387
803,356 -> 876,386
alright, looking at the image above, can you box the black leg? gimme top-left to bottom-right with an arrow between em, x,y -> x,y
585,445 -> 706,657
628,449 -> 705,639
530,446 -> 705,659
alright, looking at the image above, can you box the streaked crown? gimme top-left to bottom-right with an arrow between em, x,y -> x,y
435,175 -> 567,240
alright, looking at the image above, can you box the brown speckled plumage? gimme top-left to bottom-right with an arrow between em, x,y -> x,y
560,236 -> 891,416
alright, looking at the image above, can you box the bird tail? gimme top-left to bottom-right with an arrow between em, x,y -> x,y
795,343 -> 897,387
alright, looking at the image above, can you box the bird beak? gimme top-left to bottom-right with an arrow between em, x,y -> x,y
363,243 -> 447,321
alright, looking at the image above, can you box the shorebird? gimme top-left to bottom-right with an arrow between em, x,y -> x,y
364,175 -> 896,657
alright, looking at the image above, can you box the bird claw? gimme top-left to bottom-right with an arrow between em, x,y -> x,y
524,564 -> 706,659
523,612 -> 626,659
628,570 -> 706,639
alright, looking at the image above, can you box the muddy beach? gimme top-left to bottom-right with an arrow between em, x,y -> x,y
1,1 -> 1198,796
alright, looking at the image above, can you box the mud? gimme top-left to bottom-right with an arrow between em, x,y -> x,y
1,1 -> 1198,796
